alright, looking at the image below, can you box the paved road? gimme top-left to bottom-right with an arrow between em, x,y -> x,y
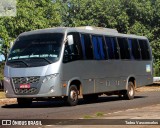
0,91 -> 160,120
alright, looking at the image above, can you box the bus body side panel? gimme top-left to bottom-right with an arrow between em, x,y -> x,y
62,61 -> 95,95
62,60 -> 153,95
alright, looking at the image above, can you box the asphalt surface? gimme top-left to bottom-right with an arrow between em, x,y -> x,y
0,91 -> 160,120
0,90 -> 160,128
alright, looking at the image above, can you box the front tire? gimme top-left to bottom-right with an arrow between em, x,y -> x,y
124,82 -> 135,100
66,85 -> 78,106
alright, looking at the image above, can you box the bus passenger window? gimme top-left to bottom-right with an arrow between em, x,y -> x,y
128,39 -> 134,59
80,34 -> 93,60
105,37 -> 119,59
98,36 -> 106,60
128,39 -> 141,60
117,38 -> 130,59
138,39 -> 151,60
92,35 -> 106,60
92,36 -> 100,60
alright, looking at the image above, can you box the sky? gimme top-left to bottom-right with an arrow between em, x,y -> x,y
0,55 -> 4,61
0,38 -> 4,61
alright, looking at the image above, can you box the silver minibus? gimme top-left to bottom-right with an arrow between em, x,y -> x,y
4,26 -> 153,106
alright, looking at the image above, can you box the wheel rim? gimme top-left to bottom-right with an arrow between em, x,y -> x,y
129,86 -> 134,96
70,90 -> 77,102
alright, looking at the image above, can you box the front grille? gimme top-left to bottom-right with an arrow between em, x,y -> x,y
11,76 -> 40,95
15,88 -> 38,95
12,76 -> 40,84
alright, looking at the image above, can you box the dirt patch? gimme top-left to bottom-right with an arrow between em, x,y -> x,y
0,92 -> 17,105
0,98 -> 17,105
136,83 -> 160,92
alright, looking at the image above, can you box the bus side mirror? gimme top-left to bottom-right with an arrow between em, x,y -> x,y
67,35 -> 74,45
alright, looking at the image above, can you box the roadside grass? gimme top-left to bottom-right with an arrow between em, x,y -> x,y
83,112 -> 104,119
0,91 -> 5,99
83,115 -> 93,119
96,112 -> 104,117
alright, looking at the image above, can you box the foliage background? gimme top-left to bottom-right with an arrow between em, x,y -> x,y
0,0 -> 160,79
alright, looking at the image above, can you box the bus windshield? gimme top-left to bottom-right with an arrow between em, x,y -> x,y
7,33 -> 64,67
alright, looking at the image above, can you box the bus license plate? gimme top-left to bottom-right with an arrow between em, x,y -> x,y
20,84 -> 30,89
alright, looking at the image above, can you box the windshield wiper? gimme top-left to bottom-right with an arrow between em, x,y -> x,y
29,57 -> 52,64
41,58 -> 52,64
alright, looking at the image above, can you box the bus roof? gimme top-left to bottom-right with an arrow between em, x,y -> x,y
20,26 -> 148,40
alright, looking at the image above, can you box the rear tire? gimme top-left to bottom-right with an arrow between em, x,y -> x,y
66,85 -> 78,106
124,82 -> 135,100
17,98 -> 32,107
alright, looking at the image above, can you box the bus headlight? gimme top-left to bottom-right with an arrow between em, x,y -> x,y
42,73 -> 59,83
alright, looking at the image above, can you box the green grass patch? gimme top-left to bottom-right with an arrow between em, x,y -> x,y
96,112 -> 104,117
0,92 -> 5,99
83,115 -> 93,119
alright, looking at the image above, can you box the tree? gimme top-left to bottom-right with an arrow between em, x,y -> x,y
0,18 -> 11,61
60,0 -> 129,33
1,0 -> 160,76
150,0 -> 160,64
0,0 -> 62,61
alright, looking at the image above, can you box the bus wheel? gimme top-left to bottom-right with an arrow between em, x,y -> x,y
66,85 -> 78,106
17,98 -> 32,107
124,82 -> 135,100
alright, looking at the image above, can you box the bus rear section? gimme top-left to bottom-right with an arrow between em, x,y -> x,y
62,30 -> 153,105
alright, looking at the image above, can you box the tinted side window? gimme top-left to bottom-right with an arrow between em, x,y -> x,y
92,35 -> 106,60
80,34 -> 93,59
72,33 -> 83,59
139,39 -> 151,60
63,33 -> 83,63
117,38 -> 130,59
105,37 -> 119,59
128,38 -> 141,60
